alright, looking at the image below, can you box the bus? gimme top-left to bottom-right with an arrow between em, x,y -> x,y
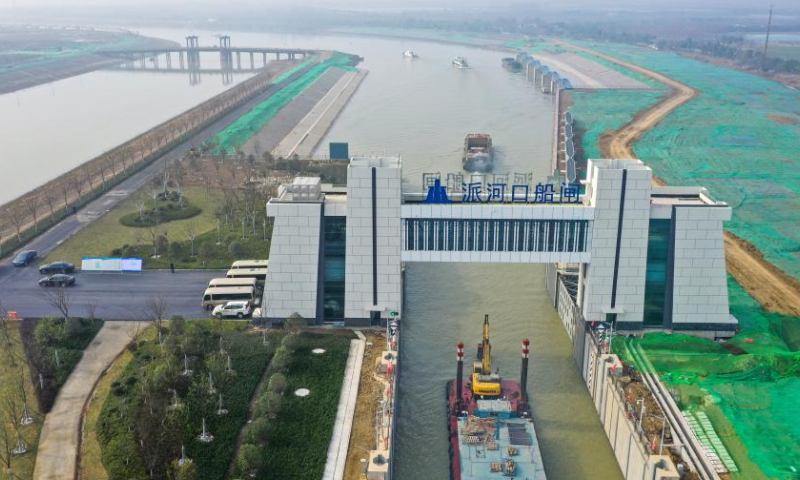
226,268 -> 268,281
202,286 -> 260,309
231,260 -> 269,270
207,277 -> 259,290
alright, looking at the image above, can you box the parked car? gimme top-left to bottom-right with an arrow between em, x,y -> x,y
38,261 -> 75,274
212,301 -> 251,319
38,274 -> 76,287
12,250 -> 37,267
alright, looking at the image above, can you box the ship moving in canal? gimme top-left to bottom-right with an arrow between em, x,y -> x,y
446,315 -> 547,480
462,133 -> 493,172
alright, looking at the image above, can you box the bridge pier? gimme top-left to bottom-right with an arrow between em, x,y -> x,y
166,52 -> 172,69
236,52 -> 241,70
179,51 -> 184,69
250,52 -> 254,69
263,52 -> 267,66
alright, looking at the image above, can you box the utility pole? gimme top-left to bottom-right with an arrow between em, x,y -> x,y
762,5 -> 774,71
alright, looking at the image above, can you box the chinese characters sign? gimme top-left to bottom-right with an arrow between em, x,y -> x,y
422,174 -> 581,205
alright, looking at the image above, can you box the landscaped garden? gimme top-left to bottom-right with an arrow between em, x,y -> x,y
19,317 -> 104,413
96,318 -> 283,480
232,329 -> 353,480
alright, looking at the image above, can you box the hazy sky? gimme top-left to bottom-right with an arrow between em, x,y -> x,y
0,0 -> 797,10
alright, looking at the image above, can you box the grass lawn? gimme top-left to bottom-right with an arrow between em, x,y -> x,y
79,325 -> 155,480
47,184 -> 272,270
0,322 -> 44,480
46,186 -> 223,267
254,333 -> 353,480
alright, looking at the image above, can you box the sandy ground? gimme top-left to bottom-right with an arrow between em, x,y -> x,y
33,321 -> 147,480
534,51 -> 651,90
565,41 -> 800,317
343,332 -> 386,480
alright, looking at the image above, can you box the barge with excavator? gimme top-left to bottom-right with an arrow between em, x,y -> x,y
446,315 -> 547,480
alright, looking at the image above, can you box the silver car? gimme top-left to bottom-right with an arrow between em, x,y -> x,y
212,301 -> 251,319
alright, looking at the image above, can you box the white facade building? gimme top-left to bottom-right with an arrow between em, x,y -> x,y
263,156 -> 736,337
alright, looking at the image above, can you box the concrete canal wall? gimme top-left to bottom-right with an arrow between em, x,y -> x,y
547,266 -> 680,480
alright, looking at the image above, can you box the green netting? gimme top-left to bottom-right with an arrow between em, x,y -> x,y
567,40 -> 800,283
568,90 -> 665,158
612,277 -> 800,479
208,52 -> 354,153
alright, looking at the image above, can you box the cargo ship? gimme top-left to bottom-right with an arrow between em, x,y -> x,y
446,315 -> 547,480
462,133 -> 493,172
502,57 -> 522,72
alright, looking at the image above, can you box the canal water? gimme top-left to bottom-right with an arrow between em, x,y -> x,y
2,27 -> 622,479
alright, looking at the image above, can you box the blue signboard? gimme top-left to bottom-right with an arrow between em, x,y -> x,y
422,176 -> 580,205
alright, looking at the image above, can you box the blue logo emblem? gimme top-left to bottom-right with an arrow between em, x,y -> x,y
423,178 -> 451,204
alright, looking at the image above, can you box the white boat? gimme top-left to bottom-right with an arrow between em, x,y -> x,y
452,56 -> 469,68
403,50 -> 418,59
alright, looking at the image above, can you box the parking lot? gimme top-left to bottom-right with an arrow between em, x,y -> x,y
0,263 -> 225,320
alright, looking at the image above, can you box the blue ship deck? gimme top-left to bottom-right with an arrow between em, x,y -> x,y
455,416 -> 547,480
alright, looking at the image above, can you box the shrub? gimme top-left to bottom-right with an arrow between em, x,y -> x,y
118,195 -> 201,227
267,373 -> 287,396
35,318 -> 65,346
246,417 -> 270,444
236,444 -> 263,477
228,240 -> 245,257
169,241 -> 184,259
285,312 -> 306,333
156,235 -> 169,255
171,459 -> 198,480
271,346 -> 290,373
258,391 -> 282,417
170,316 -> 186,335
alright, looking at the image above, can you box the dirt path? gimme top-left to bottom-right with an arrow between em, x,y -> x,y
33,321 -> 147,480
565,41 -> 800,317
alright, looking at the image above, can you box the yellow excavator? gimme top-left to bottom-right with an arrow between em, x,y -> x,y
471,315 -> 502,397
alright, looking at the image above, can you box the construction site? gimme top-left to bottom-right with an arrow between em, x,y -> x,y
528,37 -> 800,480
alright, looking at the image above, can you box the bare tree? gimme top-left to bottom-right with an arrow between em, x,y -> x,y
150,187 -> 161,214
126,322 -> 144,344
144,296 -> 170,331
0,416 -> 16,480
135,197 -> 147,222
184,223 -> 197,257
0,221 -> 5,257
0,300 -> 11,347
60,177 -> 72,213
39,286 -> 72,321
85,302 -> 98,321
23,196 -> 39,233
4,208 -> 24,244
146,224 -> 159,257
71,172 -> 85,204
42,189 -> 57,223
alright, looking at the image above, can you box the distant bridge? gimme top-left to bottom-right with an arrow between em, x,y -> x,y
98,35 -> 318,84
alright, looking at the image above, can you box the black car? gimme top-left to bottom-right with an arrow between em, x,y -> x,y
38,274 -> 76,287
12,250 -> 37,267
38,261 -> 76,274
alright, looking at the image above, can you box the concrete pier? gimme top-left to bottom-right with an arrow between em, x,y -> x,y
272,69 -> 368,158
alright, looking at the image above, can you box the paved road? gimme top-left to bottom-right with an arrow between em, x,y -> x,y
0,62 -> 318,320
0,267 -> 224,319
33,321 -> 147,480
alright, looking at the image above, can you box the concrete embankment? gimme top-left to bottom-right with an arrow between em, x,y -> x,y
272,69 -> 368,157
240,67 -> 348,155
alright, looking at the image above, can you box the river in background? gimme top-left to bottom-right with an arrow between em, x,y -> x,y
1,27 -> 621,479
0,49 -> 254,205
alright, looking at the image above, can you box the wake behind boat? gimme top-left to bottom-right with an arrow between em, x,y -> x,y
446,315 -> 546,480
403,50 -> 419,59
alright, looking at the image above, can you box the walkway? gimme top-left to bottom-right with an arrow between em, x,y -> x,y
33,321 -> 147,480
563,41 -> 800,317
322,332 -> 366,480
